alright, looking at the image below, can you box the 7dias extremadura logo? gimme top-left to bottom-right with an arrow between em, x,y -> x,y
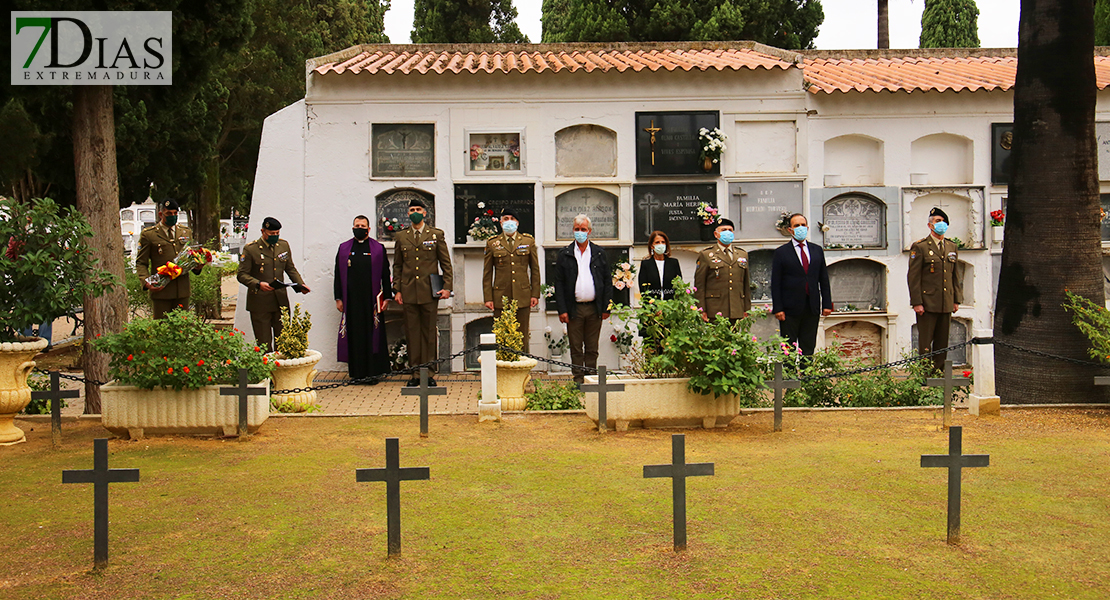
11,11 -> 172,85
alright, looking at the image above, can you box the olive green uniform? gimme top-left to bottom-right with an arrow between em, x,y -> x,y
907,235 -> 964,371
392,224 -> 453,370
693,244 -> 751,320
237,237 -> 306,351
483,232 -> 540,348
135,223 -> 199,319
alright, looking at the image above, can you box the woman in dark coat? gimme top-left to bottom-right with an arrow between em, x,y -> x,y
638,230 -> 683,351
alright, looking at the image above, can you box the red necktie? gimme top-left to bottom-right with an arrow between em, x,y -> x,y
799,242 -> 810,294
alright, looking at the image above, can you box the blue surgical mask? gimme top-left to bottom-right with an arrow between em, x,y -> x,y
573,231 -> 589,244
933,221 -> 948,235
719,230 -> 734,245
792,225 -> 808,241
502,220 -> 518,234
653,244 -> 667,255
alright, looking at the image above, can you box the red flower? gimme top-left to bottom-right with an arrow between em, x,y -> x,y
263,357 -> 268,364
197,360 -> 204,366
963,370 -> 972,378
610,334 -> 617,342
127,354 -> 133,361
226,359 -> 232,365
254,346 -> 260,352
167,367 -> 173,374
183,366 -> 190,374
208,376 -> 212,382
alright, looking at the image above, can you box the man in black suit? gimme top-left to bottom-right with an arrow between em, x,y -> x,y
771,213 -> 833,357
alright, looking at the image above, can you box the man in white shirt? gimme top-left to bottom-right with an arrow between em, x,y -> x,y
552,214 -> 613,385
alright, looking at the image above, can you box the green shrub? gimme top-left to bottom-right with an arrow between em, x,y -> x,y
494,297 -> 523,361
274,304 -> 311,359
1064,290 -> 1110,363
525,380 -> 584,411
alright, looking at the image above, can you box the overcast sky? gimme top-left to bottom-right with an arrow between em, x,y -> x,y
383,0 -> 1019,49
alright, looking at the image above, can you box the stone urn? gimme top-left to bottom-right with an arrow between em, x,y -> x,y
496,356 -> 538,410
269,349 -> 322,411
0,337 -> 49,445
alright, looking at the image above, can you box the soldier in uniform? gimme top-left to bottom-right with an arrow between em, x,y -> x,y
392,198 -> 453,386
694,218 -> 751,322
237,217 -> 311,351
136,198 -> 203,319
907,207 -> 963,373
482,208 -> 540,349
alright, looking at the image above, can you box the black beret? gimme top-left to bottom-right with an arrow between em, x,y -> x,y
408,198 -> 427,209
262,217 -> 282,231
161,198 -> 180,211
929,207 -> 949,224
500,208 -> 518,220
717,218 -> 735,229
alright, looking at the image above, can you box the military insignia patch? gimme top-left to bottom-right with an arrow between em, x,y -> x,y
739,258 -> 747,266
278,252 -> 289,260
910,251 -> 916,259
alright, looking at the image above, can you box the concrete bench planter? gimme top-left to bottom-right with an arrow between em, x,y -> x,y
582,375 -> 740,430
101,380 -> 270,440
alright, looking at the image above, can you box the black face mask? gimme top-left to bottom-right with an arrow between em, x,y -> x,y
352,228 -> 369,240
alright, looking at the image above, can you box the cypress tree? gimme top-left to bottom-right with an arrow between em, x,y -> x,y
920,0 -> 980,48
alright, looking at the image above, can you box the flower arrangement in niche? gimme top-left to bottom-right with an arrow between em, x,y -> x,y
544,326 -> 569,354
990,210 -> 1005,227
611,261 -> 636,291
470,144 -> 488,170
540,283 -> 555,299
696,202 -> 719,226
468,204 -> 499,241
775,211 -> 793,236
698,127 -> 727,170
380,216 -> 403,237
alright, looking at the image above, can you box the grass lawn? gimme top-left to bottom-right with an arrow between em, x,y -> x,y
2,408 -> 1109,599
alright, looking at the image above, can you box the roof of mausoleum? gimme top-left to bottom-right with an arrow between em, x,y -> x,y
308,41 -> 801,76
308,42 -> 1110,95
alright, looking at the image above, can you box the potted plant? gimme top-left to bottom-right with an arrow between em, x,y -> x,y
90,309 -> 272,439
1,197 -> 115,445
990,209 -> 1005,243
268,304 -> 321,412
488,297 -> 536,410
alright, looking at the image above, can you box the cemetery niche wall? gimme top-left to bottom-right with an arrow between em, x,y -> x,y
828,258 -> 886,313
636,111 -> 720,177
556,125 -> 617,177
455,184 -> 536,244
902,188 -> 985,250
377,189 -> 434,241
371,124 -> 435,178
633,184 -> 717,244
910,133 -> 973,185
728,181 -> 805,241
823,134 -> 883,186
822,194 -> 886,249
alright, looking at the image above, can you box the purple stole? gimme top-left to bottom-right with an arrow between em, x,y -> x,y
336,237 -> 386,363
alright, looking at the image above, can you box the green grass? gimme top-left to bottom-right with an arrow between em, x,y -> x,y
2,409 -> 1109,599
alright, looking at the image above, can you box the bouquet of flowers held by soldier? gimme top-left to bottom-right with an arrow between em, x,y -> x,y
468,201 -> 499,241
144,244 -> 213,289
612,261 -> 636,291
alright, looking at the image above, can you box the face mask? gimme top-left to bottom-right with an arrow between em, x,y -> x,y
409,212 -> 424,225
573,231 -> 589,244
352,228 -> 369,240
933,221 -> 948,235
792,225 -> 808,241
502,220 -> 518,235
164,214 -> 178,227
653,244 -> 667,256
719,230 -> 734,245
267,235 -> 280,246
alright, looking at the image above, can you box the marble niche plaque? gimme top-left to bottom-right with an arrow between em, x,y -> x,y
454,184 -> 535,244
636,111 -> 719,177
376,189 -> 434,241
822,194 -> 885,249
555,188 -> 618,240
556,125 -> 617,177
371,124 -> 435,178
469,133 -> 521,172
728,181 -> 804,240
633,184 -> 717,244
828,260 -> 885,312
990,123 -> 1013,185
748,249 -> 774,304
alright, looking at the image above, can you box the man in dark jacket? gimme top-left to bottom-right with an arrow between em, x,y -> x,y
553,214 -> 613,385
771,213 -> 833,357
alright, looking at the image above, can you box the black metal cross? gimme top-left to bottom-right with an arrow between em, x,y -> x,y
355,437 -> 430,556
769,362 -> 800,432
643,434 -> 715,552
926,359 -> 971,428
582,365 -> 624,433
920,426 -> 989,545
62,438 -> 140,570
220,369 -> 267,438
31,371 -> 79,447
402,367 -> 445,438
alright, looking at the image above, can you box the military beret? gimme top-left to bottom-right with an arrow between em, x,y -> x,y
161,198 -> 180,211
408,198 -> 427,209
262,217 -> 282,231
717,218 -> 735,229
500,208 -> 518,220
929,207 -> 949,224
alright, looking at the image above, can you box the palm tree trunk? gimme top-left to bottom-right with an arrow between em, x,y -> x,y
995,0 -> 1103,404
72,86 -> 127,414
878,0 -> 889,49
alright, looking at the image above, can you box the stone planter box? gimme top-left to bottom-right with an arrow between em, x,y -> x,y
582,376 -> 740,430
102,380 -> 270,440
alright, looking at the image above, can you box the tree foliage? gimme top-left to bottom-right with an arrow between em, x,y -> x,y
541,0 -> 823,49
1097,0 -> 1110,46
919,0 -> 980,48
413,0 -> 530,43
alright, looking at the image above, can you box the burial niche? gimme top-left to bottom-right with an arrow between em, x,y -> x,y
910,134 -> 972,185
824,135 -> 883,186
822,194 -> 886,249
911,319 -> 968,365
827,320 -> 883,365
376,189 -> 434,241
555,188 -> 618,240
828,259 -> 885,312
464,317 -> 494,370
555,125 -> 617,177
748,249 -> 774,304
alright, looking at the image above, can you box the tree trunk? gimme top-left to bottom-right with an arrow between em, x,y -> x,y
995,0 -> 1103,404
72,86 -> 127,414
877,0 -> 889,49
196,154 -> 222,319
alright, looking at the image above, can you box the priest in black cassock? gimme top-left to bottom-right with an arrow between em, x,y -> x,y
334,215 -> 393,382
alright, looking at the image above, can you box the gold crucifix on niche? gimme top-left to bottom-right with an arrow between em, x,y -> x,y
643,120 -> 662,166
